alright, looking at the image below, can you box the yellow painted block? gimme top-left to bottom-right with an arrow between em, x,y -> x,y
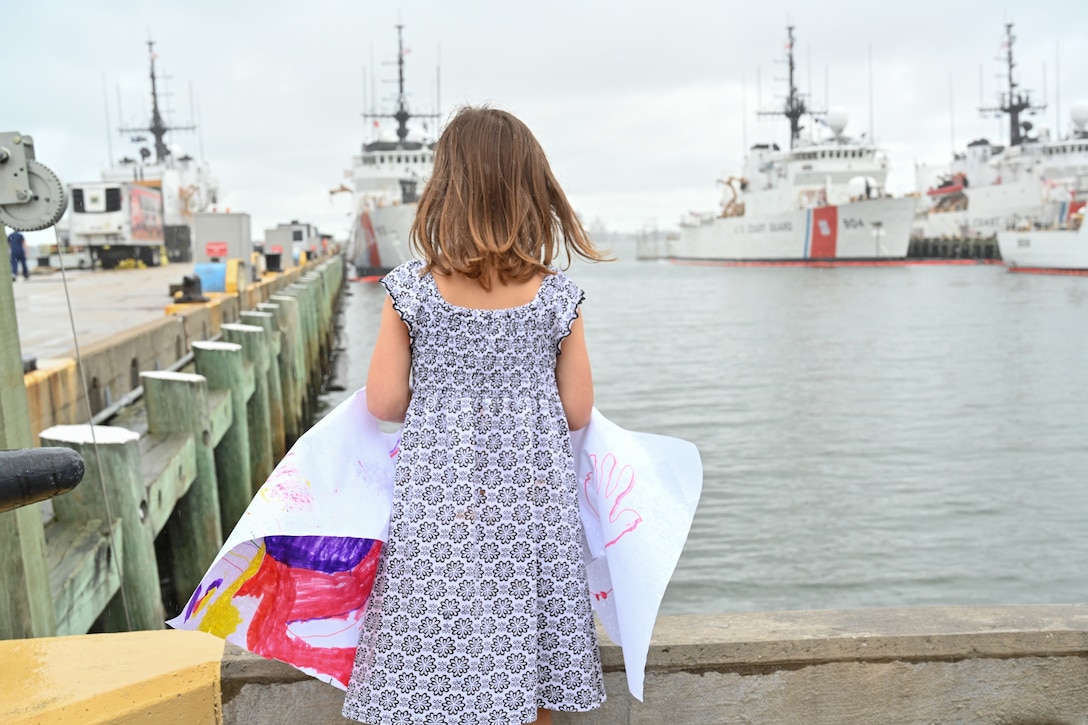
22,358 -> 79,443
225,259 -> 248,295
0,630 -> 224,725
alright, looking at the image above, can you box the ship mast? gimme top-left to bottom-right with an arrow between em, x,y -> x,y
118,41 -> 195,164
758,26 -> 822,149
365,25 -> 439,145
980,23 -> 1045,146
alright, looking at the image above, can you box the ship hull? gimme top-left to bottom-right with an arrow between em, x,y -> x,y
671,197 -> 917,263
350,203 -> 417,276
997,224 -> 1088,273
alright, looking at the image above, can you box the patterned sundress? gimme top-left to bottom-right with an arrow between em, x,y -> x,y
342,259 -> 606,725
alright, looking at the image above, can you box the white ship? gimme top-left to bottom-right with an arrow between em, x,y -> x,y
913,25 -> 1088,244
670,27 -> 916,265
996,191 -> 1083,271
347,26 -> 437,277
997,208 -> 1087,273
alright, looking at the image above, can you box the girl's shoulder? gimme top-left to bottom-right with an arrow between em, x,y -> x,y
543,267 -> 585,307
381,259 -> 425,294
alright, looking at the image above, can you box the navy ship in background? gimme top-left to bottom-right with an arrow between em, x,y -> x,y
670,26 -> 916,264
347,26 -> 438,277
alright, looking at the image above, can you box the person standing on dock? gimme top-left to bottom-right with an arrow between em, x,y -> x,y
343,106 -> 611,725
8,230 -> 29,281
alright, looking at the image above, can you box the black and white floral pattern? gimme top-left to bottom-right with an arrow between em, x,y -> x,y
343,260 -> 605,725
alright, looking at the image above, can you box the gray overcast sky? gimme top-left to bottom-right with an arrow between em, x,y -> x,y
5,1 -> 1087,246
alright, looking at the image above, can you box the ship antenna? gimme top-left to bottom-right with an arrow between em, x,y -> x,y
1055,39 -> 1061,138
147,40 -> 168,162
757,26 -> 806,149
394,24 -> 409,144
980,22 -> 1046,146
364,26 -> 440,146
118,40 -> 195,164
102,73 -> 114,166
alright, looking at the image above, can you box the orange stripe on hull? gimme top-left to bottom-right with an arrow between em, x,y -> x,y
1007,266 -> 1088,276
670,258 -> 1003,268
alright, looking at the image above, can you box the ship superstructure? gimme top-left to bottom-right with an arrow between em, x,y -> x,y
348,26 -> 438,276
671,27 -> 916,264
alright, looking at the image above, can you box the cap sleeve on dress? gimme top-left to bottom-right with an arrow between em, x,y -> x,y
380,260 -> 423,342
551,271 -> 585,356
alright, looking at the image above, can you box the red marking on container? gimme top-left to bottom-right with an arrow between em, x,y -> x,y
205,241 -> 228,257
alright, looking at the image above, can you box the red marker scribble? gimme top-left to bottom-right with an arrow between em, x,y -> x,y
583,453 -> 643,548
238,536 -> 382,687
593,589 -> 614,602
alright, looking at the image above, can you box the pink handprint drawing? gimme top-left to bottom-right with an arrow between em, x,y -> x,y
583,453 -> 643,548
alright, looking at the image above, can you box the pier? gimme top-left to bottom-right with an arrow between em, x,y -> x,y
906,234 -> 1001,261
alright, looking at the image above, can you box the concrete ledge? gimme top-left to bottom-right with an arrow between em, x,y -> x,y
0,629 -> 224,725
218,605 -> 1088,725
619,604 -> 1088,673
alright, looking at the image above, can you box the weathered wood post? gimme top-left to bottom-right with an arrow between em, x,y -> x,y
279,283 -> 312,423
192,341 -> 252,533
0,223 -> 55,639
269,294 -> 305,447
257,300 -> 299,448
289,277 -> 321,415
221,323 -> 273,492
141,371 -> 223,609
240,310 -> 285,462
42,424 -> 164,631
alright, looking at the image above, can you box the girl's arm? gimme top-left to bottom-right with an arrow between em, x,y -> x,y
556,310 -> 594,431
366,297 -> 412,422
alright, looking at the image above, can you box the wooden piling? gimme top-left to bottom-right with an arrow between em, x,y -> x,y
257,301 -> 298,448
42,424 -> 164,632
221,323 -> 273,492
140,371 -> 223,609
240,310 -> 285,462
191,341 -> 252,533
0,223 -> 55,639
269,295 -> 305,448
280,281 -> 318,422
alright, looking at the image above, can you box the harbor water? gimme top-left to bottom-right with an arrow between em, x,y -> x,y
324,245 -> 1088,615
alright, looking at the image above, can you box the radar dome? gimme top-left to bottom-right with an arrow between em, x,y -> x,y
826,107 -> 849,136
1071,102 -> 1088,131
377,129 -> 397,143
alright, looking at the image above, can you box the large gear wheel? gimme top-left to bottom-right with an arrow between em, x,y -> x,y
0,159 -> 68,232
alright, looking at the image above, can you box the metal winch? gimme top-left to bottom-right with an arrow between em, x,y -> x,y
0,132 -> 68,231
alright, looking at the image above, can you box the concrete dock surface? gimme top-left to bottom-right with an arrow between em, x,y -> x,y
10,264 -> 195,361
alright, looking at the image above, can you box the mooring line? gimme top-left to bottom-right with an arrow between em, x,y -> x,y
52,228 -> 134,631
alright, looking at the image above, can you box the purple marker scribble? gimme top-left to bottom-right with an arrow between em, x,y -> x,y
583,453 -> 643,548
264,535 -> 376,574
184,577 -> 225,621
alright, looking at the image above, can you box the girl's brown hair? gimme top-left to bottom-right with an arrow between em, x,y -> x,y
410,105 -> 608,289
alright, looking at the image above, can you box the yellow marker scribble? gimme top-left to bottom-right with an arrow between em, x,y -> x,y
198,542 -> 265,638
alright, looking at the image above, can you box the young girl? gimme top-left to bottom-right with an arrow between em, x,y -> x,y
341,106 -> 610,725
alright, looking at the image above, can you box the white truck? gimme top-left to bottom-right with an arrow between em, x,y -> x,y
68,181 -> 167,269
